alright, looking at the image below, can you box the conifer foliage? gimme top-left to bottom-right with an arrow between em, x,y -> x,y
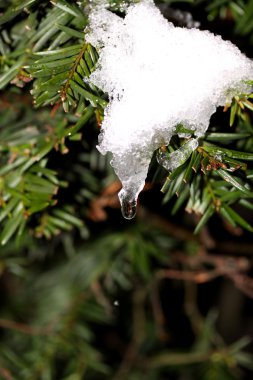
0,1 -> 253,380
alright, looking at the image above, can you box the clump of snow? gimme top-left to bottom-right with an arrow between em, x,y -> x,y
86,0 -> 253,218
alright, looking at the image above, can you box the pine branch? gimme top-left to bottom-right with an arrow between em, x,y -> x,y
0,95 -> 94,244
1,1 -> 253,380
30,42 -> 106,111
0,1 -> 108,242
158,94 -> 253,233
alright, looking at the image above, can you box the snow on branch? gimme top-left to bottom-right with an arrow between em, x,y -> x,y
86,0 -> 253,219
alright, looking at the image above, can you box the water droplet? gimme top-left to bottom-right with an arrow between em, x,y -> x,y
118,189 -> 138,219
121,198 -> 137,220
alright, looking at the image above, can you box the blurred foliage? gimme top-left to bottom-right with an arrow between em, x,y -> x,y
1,225 -> 253,380
0,0 -> 253,379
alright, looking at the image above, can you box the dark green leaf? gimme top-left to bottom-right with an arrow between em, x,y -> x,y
217,169 -> 252,195
222,204 -> 253,232
0,206 -> 24,246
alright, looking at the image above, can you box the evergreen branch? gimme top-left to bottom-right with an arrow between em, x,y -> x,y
1,1 -> 253,379
34,206 -> 87,239
158,99 -> 253,233
60,44 -> 88,103
0,95 -> 93,243
30,41 -> 106,110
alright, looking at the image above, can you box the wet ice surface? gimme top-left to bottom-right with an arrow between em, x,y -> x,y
86,0 -> 253,219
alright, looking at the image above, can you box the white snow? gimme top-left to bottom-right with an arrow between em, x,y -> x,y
86,0 -> 253,217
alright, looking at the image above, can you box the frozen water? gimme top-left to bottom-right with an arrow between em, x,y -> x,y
86,0 -> 253,219
157,138 -> 199,172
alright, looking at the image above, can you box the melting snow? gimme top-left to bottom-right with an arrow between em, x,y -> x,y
86,0 -> 253,219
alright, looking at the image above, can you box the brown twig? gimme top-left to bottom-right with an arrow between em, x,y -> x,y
156,268 -> 222,283
60,43 -> 88,102
0,319 -> 52,336
156,250 -> 253,298
150,281 -> 168,341
0,368 -> 14,380
0,367 -> 14,380
138,207 -> 198,242
171,251 -> 250,272
228,273 -> 253,299
88,181 -> 121,221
